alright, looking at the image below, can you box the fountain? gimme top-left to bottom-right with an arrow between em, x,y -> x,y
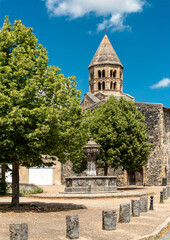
64,138 -> 117,193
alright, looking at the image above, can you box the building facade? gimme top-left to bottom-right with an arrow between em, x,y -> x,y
80,34 -> 170,186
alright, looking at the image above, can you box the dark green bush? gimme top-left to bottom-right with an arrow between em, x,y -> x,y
0,178 -> 8,195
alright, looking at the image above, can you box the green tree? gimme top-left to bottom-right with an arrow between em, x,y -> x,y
0,16 -> 88,205
89,96 -> 151,175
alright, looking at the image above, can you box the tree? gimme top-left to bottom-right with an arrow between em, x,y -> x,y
0,16 -> 88,205
89,96 -> 152,175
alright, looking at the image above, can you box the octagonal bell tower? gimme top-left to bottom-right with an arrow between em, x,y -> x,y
88,34 -> 123,96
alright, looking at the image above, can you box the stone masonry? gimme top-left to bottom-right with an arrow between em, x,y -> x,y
135,103 -> 169,186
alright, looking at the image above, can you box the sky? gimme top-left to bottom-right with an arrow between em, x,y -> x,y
0,0 -> 170,106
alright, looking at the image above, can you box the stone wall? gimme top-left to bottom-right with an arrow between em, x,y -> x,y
164,108 -> 170,184
94,166 -> 126,186
62,161 -> 74,183
135,102 -> 167,185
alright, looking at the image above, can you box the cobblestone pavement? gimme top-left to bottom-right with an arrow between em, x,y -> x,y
0,186 -> 169,240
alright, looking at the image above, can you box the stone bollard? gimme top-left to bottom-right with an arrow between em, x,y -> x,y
119,204 -> 130,223
66,214 -> 79,239
102,210 -> 117,230
9,223 -> 28,240
149,196 -> 154,210
166,187 -> 170,197
163,188 -> 168,200
160,191 -> 164,203
131,200 -> 140,217
140,196 -> 148,212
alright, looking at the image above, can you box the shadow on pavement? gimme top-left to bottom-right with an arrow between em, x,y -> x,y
0,202 -> 87,213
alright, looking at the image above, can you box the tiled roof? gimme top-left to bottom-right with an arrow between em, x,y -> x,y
88,34 -> 123,68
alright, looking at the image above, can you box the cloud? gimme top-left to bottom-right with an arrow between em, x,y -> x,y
97,13 -> 131,32
150,78 -> 170,89
45,0 -> 145,32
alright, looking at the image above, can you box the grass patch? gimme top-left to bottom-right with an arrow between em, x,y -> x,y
7,183 -> 43,195
19,186 -> 43,195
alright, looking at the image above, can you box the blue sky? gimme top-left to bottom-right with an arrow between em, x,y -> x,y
0,0 -> 170,106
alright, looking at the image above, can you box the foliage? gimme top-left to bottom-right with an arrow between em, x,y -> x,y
70,110 -> 91,173
19,186 -> 43,195
0,16 -> 88,204
0,177 -> 9,195
89,96 -> 152,175
6,183 -> 43,195
0,16 -> 87,166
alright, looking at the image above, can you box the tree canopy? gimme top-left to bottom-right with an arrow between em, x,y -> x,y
89,96 -> 152,175
0,16 -> 88,205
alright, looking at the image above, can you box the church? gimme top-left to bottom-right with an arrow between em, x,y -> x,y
5,34 -> 170,187
80,34 -> 170,186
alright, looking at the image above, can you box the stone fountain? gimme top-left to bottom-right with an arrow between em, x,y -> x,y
64,138 -> 117,193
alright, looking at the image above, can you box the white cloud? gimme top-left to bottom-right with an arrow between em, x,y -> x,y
45,0 -> 145,32
150,78 -> 170,89
97,13 -> 131,32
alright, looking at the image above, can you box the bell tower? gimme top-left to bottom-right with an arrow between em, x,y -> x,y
88,34 -> 123,96
81,34 -> 134,109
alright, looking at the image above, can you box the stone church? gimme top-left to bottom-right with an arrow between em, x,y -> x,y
80,34 -> 170,186
5,34 -> 169,187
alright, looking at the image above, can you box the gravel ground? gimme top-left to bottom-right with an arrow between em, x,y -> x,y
0,186 -> 169,240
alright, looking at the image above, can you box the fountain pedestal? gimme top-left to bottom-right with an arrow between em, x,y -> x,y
64,138 -> 117,193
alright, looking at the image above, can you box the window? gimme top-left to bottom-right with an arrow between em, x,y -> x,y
102,81 -> 105,90
102,70 -> 105,77
113,70 -> 116,78
98,82 -> 101,90
110,82 -> 113,90
98,70 -> 101,78
110,70 -> 113,77
114,82 -> 117,90
120,71 -> 122,79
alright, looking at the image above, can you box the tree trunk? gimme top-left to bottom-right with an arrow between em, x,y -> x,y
104,165 -> 108,176
12,162 -> 19,206
1,165 -> 6,181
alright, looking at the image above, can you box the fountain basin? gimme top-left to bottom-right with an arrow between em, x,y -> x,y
64,176 -> 117,193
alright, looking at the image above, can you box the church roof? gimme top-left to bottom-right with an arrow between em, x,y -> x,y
88,34 -> 123,68
86,92 -> 100,103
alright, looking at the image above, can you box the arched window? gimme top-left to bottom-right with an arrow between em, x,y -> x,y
102,70 -> 105,78
120,71 -> 122,79
113,70 -> 116,78
102,81 -> 105,90
98,82 -> 101,90
114,82 -> 117,90
110,82 -> 113,90
110,70 -> 113,77
98,70 -> 101,78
